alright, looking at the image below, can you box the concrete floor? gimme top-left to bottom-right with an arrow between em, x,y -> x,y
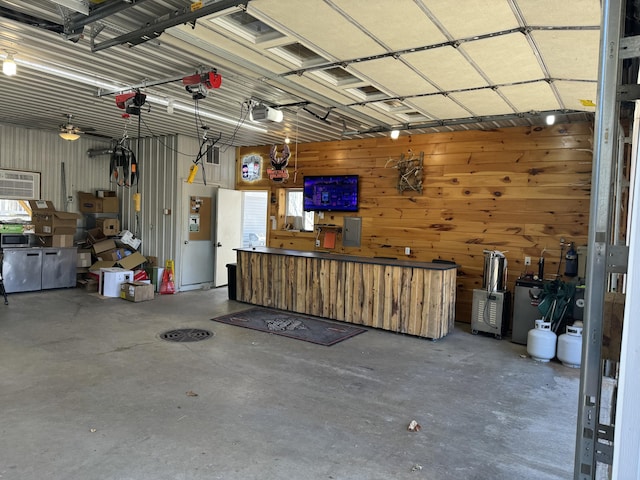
0,287 -> 579,480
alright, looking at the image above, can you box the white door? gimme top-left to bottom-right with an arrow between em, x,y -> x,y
181,183 -> 216,289
215,188 -> 242,287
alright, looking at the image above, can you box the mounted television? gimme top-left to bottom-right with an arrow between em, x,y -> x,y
303,175 -> 359,212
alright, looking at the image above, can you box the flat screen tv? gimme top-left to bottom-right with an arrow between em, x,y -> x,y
303,175 -> 359,212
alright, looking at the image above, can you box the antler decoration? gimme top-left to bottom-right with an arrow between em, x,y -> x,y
270,144 -> 291,168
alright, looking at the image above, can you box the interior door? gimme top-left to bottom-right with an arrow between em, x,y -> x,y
215,188 -> 242,287
181,183 -> 216,289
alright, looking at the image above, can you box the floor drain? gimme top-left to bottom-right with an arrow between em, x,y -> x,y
160,328 -> 214,342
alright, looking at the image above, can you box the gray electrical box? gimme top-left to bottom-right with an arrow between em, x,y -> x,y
343,216 -> 361,247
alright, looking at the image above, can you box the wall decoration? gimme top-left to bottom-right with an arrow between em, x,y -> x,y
385,150 -> 424,193
267,144 -> 290,182
241,154 -> 262,182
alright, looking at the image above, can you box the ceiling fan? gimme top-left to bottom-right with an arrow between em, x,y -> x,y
59,114 -> 84,141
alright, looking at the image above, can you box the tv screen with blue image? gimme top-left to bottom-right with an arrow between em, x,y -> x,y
303,175 -> 359,212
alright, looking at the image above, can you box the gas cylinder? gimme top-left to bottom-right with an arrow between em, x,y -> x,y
565,242 -> 578,277
557,323 -> 583,368
527,319 -> 557,362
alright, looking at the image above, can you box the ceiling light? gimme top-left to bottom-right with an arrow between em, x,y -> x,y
284,136 -> 290,144
390,129 -> 400,140
3,53 -> 16,76
59,132 -> 80,141
545,114 -> 556,126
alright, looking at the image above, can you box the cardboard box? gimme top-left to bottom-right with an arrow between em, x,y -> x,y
89,260 -> 116,272
36,234 -> 74,248
96,190 -> 117,198
78,192 -> 119,213
77,277 -> 99,292
99,267 -> 133,297
86,228 -> 106,245
0,224 -> 24,233
97,218 -> 120,236
120,281 -> 154,302
119,230 -> 141,250
117,251 -> 146,270
29,200 -> 80,235
99,248 -> 126,262
92,239 -> 117,255
77,249 -> 92,268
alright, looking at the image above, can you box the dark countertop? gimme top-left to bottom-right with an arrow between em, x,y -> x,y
235,247 -> 457,270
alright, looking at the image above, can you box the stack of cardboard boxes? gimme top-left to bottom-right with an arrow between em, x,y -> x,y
74,190 -> 153,301
30,200 -> 80,247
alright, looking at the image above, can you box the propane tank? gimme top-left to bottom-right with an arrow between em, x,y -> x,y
527,319 -> 557,362
557,322 -> 583,368
565,242 -> 578,277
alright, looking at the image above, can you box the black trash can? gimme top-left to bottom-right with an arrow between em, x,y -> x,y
226,263 -> 237,300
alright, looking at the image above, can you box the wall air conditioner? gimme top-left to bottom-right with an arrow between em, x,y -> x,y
250,104 -> 283,123
0,169 -> 41,200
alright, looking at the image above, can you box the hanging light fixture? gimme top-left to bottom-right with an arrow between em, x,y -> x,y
3,53 -> 17,76
59,131 -> 80,141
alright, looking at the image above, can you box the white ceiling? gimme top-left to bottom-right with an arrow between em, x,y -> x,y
0,0 -> 599,147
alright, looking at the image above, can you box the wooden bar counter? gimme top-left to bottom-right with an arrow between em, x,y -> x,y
235,247 -> 457,339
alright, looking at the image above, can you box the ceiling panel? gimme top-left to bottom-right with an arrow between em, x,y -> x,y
406,95 -> 472,120
532,30 -> 601,80
460,33 -> 545,84
424,0 -> 519,39
403,46 -> 488,91
249,0 -> 386,60
448,89 -> 513,117
331,0 -> 447,50
499,81 -> 560,112
554,80 -> 598,112
349,58 -> 438,97
515,0 -> 601,26
0,0 -> 600,146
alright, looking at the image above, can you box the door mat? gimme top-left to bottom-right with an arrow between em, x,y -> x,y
211,307 -> 367,346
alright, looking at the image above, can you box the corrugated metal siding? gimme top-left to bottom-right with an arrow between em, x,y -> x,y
0,123 -> 115,212
120,135 -> 179,265
0,124 -> 238,270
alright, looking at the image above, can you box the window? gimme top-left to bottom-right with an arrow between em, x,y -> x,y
286,189 -> 314,231
0,200 -> 31,223
241,191 -> 268,247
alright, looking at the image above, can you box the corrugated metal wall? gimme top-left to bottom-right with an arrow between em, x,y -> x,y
0,123 -> 114,211
0,123 -> 237,278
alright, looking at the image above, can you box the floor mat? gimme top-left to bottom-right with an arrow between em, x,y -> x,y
211,307 -> 367,346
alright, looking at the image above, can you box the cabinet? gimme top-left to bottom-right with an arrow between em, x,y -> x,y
2,247 -> 76,293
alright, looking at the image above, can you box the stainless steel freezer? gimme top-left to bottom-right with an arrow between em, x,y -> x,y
1,247 -> 77,292
42,247 -> 77,289
1,248 -> 43,293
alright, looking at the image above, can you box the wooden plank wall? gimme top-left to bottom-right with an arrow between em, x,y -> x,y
237,123 -> 593,323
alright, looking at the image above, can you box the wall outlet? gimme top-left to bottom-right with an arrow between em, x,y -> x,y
315,239 -> 321,247
524,256 -> 531,265
405,247 -> 411,255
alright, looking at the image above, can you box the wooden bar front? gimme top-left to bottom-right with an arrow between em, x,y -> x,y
235,247 -> 457,339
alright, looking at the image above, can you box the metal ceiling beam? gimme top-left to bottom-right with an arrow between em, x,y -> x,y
341,110 -> 592,136
90,0 -> 251,52
66,0 -> 153,31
